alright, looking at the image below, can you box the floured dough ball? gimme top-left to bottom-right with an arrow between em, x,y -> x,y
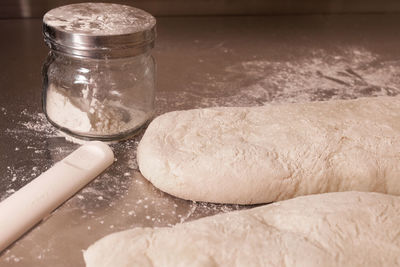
84,191 -> 400,267
137,96 -> 400,204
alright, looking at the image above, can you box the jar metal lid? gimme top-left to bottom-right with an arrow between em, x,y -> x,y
43,3 -> 156,58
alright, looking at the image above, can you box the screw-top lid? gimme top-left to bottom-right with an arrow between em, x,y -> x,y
43,3 -> 156,58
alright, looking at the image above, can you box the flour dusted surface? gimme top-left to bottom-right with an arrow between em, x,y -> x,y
138,96 -> 400,204
84,191 -> 400,267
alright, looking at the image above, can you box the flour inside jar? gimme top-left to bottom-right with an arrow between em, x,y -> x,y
46,85 -> 150,136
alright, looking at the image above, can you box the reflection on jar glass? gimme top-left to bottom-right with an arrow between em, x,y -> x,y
42,3 -> 156,142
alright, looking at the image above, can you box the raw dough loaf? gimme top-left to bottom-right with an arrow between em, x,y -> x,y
137,96 -> 400,204
84,191 -> 400,267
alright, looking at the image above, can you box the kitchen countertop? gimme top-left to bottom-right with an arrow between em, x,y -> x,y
1,14 -> 400,266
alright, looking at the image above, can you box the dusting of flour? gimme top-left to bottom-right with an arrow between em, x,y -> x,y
156,47 -> 400,111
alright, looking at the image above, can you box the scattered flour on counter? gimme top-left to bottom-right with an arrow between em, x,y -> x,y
228,48 -> 400,104
3,108 -> 71,201
7,256 -> 22,263
18,109 -> 58,138
46,86 -> 150,137
156,47 -> 400,111
58,131 -> 114,145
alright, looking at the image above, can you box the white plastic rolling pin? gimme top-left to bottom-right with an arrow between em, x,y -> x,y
0,141 -> 114,252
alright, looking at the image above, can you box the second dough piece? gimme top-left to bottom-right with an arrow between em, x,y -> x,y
84,192 -> 400,267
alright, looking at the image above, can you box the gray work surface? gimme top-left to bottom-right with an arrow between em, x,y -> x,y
1,15 -> 400,266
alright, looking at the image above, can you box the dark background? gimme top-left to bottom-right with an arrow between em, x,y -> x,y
2,0 -> 400,18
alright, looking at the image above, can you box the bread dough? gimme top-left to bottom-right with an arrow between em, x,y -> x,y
84,191 -> 400,267
137,96 -> 400,204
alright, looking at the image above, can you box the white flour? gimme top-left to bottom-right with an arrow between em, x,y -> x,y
156,47 -> 400,111
46,86 -> 149,137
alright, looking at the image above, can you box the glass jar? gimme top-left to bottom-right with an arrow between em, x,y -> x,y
42,3 -> 156,142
